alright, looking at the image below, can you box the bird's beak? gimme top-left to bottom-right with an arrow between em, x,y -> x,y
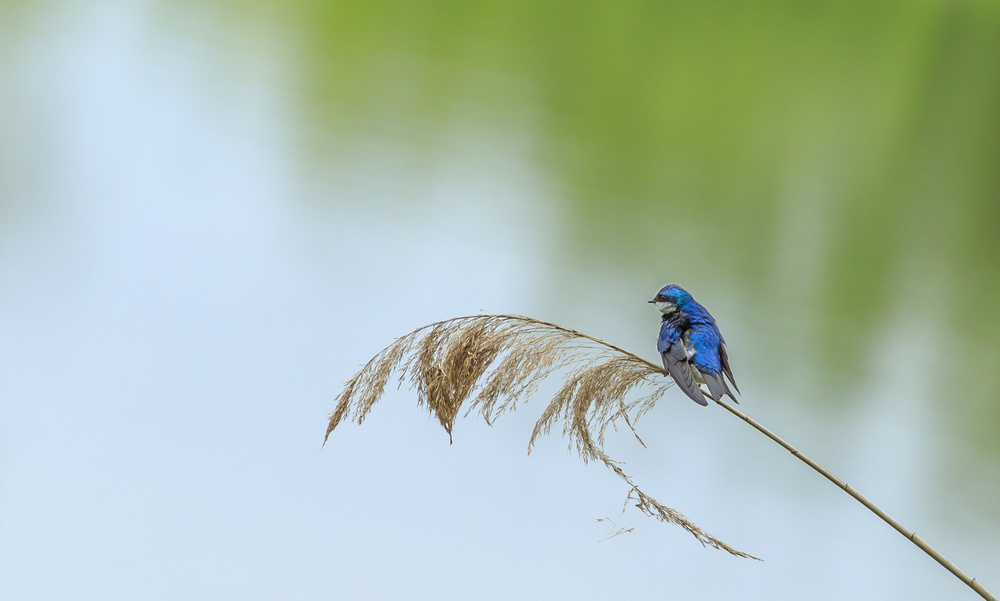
647,299 -> 656,303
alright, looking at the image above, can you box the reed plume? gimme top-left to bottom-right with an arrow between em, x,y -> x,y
325,313 -> 758,559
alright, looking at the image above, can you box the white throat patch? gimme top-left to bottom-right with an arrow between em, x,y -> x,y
655,301 -> 676,314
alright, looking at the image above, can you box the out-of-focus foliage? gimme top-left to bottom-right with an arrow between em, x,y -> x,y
11,0 -> 1000,463
259,2 -> 1000,448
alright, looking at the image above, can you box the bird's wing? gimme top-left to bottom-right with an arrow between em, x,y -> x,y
700,369 -> 737,403
661,341 -> 708,406
718,343 -> 740,394
701,370 -> 727,401
657,320 -> 682,353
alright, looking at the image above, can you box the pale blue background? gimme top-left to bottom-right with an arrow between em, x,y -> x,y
1,2 -> 997,599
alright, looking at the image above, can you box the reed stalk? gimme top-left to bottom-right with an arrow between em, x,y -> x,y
325,314 -> 995,600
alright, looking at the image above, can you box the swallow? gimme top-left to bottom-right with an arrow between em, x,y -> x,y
650,284 -> 739,406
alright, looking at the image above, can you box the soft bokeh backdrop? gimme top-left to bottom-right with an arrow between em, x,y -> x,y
1,1 -> 998,599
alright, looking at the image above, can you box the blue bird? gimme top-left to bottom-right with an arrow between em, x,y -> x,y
649,284 -> 739,406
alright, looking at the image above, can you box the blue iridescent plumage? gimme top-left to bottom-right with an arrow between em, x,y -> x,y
649,284 -> 739,406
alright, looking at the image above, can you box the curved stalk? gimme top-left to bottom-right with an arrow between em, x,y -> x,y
710,396 -> 996,601
620,344 -> 995,601
551,322 -> 994,600
327,314 -> 996,599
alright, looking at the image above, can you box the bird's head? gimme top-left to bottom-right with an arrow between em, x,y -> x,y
648,283 -> 693,314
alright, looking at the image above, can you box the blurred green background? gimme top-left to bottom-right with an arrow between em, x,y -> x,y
288,1 -> 1000,453
1,1 -> 997,599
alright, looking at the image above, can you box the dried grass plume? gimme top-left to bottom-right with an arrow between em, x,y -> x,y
325,314 -> 758,559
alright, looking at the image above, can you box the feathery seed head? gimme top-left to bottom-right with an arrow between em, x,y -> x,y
324,313 -> 758,560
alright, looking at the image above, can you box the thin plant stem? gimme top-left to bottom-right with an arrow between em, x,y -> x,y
328,313 -> 996,599
710,396 -> 997,601
613,344 -> 995,600
574,329 -> 996,600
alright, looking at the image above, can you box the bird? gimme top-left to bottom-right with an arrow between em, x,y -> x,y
649,284 -> 739,406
